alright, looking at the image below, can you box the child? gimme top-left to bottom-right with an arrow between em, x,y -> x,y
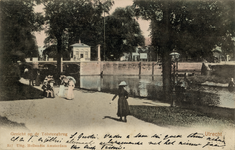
46,80 -> 54,98
41,81 -> 47,97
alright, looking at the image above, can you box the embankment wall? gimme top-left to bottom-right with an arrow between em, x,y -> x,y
80,61 -> 202,76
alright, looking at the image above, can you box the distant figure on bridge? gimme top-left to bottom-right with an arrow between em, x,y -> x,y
111,81 -> 130,122
228,78 -> 235,92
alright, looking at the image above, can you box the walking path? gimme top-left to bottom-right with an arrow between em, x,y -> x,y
0,78 -> 234,150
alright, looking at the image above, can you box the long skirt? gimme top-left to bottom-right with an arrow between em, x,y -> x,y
58,85 -> 65,97
67,86 -> 74,100
117,97 -> 131,117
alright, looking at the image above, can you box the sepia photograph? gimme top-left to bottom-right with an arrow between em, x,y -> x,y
0,0 -> 234,149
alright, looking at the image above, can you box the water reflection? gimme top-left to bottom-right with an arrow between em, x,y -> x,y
76,75 -> 234,109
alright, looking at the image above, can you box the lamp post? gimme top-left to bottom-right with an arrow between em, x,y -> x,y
169,50 -> 180,107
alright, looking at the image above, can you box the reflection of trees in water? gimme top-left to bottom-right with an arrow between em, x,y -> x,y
79,75 -> 225,107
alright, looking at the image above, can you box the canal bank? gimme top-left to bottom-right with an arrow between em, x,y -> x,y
17,77 -> 235,121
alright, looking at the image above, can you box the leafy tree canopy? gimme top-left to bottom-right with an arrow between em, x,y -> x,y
0,0 -> 44,85
0,0 -> 44,65
134,0 -> 235,62
104,6 -> 145,60
42,0 -> 114,71
133,0 -> 235,102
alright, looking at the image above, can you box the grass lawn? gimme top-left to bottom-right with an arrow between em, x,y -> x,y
0,81 -> 43,101
130,105 -> 235,128
0,116 -> 27,129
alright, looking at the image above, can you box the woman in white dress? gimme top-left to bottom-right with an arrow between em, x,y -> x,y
58,75 -> 67,97
67,79 -> 75,100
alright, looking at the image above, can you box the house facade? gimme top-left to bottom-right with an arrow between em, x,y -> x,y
71,40 -> 91,61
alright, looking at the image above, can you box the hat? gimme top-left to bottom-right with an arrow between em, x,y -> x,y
119,81 -> 127,86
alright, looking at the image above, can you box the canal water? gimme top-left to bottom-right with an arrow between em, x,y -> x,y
75,75 -> 234,109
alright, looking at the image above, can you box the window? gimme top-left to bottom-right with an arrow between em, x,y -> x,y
85,52 -> 88,58
80,54 -> 84,58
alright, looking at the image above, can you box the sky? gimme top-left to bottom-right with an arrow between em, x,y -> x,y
34,0 -> 151,47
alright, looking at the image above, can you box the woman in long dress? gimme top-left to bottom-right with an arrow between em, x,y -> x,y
67,79 -> 75,100
58,75 -> 67,97
112,81 -> 130,122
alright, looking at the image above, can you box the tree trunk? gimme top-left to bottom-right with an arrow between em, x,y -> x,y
56,35 -> 62,75
162,50 -> 172,102
161,1 -> 172,102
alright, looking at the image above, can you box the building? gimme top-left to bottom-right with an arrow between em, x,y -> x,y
71,40 -> 91,61
212,46 -> 225,62
131,46 -> 148,61
38,46 -> 45,60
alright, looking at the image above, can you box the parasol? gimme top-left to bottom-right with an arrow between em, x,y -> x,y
66,76 -> 76,84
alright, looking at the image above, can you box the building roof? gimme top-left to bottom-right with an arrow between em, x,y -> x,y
70,43 -> 90,47
212,46 -> 222,53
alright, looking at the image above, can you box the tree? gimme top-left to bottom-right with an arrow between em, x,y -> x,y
42,0 -> 114,73
133,0 -> 235,102
104,6 -> 145,60
0,0 -> 43,84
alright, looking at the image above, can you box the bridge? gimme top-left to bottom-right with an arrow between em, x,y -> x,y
24,58 -> 205,76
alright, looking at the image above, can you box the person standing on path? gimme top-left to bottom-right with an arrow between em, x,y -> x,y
67,79 -> 75,100
35,69 -> 41,86
29,69 -> 36,86
112,81 -> 130,122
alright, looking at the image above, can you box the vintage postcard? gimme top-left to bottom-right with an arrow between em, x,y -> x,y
0,0 -> 234,150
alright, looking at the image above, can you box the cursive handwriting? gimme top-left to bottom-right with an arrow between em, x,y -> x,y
104,134 -> 122,138
178,141 -> 201,146
151,134 -> 161,138
8,132 -> 228,149
11,136 -> 25,142
70,133 -> 96,141
134,133 -> 148,138
202,136 -> 226,148
202,142 -> 226,148
163,134 -> 182,140
187,132 -> 204,138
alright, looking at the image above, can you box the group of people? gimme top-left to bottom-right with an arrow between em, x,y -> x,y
25,68 -> 130,122
41,75 -> 55,98
57,75 -> 75,100
41,74 -> 75,100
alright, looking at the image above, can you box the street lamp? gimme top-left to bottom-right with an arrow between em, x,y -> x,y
169,50 -> 180,107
